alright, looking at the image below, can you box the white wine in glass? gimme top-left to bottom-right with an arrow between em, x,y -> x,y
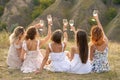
47,14 -> 52,21
63,19 -> 68,26
69,20 -> 74,31
39,20 -> 44,31
93,10 -> 98,16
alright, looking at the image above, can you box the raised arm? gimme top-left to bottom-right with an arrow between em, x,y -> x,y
71,26 -> 76,34
63,25 -> 68,45
20,48 -> 26,62
40,24 -> 51,47
94,14 -> 108,43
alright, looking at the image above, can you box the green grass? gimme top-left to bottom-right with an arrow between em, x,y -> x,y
0,32 -> 120,80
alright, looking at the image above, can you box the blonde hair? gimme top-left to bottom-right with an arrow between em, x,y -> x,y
9,26 -> 25,44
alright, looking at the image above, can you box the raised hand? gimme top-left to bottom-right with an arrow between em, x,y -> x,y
47,14 -> 53,26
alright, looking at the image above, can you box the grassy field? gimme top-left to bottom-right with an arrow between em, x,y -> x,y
0,31 -> 120,80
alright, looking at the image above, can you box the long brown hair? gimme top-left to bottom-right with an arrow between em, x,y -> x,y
51,29 -> 63,44
90,25 -> 104,45
25,26 -> 37,40
76,29 -> 88,64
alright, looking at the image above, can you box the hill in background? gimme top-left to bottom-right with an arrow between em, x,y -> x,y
0,0 -> 120,42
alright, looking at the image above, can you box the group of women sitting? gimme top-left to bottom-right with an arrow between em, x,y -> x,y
6,13 -> 110,74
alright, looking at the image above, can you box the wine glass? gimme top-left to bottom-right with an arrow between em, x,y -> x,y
63,19 -> 68,26
47,14 -> 52,21
93,9 -> 98,16
39,20 -> 44,31
69,20 -> 74,31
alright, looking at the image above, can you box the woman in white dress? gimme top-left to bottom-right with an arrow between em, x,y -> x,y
20,22 -> 51,73
68,28 -> 92,74
7,26 -> 25,69
36,25 -> 70,73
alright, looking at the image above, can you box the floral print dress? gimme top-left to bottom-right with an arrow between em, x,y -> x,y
92,47 -> 110,73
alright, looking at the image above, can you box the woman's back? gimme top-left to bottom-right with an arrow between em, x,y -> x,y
91,44 -> 110,73
21,40 -> 43,73
25,39 -> 38,51
44,42 -> 70,72
70,47 -> 91,74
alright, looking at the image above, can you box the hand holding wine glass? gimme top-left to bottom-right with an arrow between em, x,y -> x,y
39,20 -> 44,31
47,14 -> 52,25
63,19 -> 68,26
93,9 -> 98,16
63,19 -> 68,30
69,20 -> 74,31
93,9 -> 99,21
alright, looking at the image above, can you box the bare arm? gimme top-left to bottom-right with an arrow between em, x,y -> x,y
90,44 -> 95,61
71,26 -> 76,34
94,14 -> 108,43
40,25 -> 51,47
20,48 -> 26,62
63,25 -> 68,45
37,45 -> 50,73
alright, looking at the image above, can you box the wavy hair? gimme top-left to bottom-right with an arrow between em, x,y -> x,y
25,26 -> 37,40
90,25 -> 104,45
9,26 -> 25,44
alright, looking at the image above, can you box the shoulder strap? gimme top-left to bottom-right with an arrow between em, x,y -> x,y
48,43 -> 53,52
37,40 -> 40,50
62,42 -> 65,52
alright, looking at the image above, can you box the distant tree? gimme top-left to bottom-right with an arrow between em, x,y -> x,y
31,0 -> 55,19
33,0 -> 40,5
105,7 -> 117,21
0,21 -> 7,32
0,6 -> 4,16
113,0 -> 120,4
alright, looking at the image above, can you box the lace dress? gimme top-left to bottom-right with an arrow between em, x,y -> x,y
21,40 -> 43,73
92,47 -> 110,73
7,42 -> 22,69
69,54 -> 92,74
44,43 -> 71,72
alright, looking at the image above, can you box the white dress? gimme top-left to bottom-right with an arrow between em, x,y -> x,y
21,40 -> 43,73
7,42 -> 22,69
44,43 -> 71,72
69,54 -> 92,74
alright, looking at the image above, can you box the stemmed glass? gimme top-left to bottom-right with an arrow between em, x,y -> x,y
69,20 -> 74,31
93,9 -> 98,16
47,14 -> 52,25
39,20 -> 44,31
63,19 -> 68,26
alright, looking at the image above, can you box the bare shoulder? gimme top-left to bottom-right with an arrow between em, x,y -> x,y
63,42 -> 67,46
89,42 -> 94,48
89,43 -> 96,51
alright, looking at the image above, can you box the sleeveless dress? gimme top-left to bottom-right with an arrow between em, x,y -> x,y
7,42 -> 22,69
69,54 -> 92,74
91,47 -> 110,73
21,40 -> 43,73
44,43 -> 71,72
